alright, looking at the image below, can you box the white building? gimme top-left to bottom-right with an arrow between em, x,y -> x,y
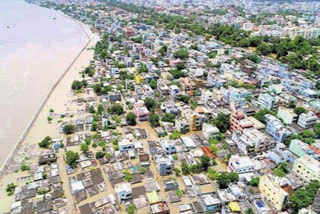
277,107 -> 297,125
119,139 -> 135,152
293,155 -> 320,182
228,155 -> 255,174
297,112 -> 318,129
115,182 -> 132,201
202,123 -> 219,139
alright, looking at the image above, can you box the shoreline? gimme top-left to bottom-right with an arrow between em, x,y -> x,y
0,12 -> 93,176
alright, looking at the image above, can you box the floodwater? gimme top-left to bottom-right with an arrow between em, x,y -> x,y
0,0 -> 88,168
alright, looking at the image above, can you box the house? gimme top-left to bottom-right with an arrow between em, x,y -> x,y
258,93 -> 278,111
297,112 -> 318,129
258,175 -> 289,211
277,107 -> 298,125
155,155 -> 173,176
230,111 -> 254,131
115,182 -> 132,201
163,180 -> 179,191
139,153 -> 150,167
202,123 -> 219,139
181,137 -> 196,150
228,155 -> 255,173
157,79 -> 170,96
38,151 -> 57,165
292,155 -> 320,182
160,140 -> 177,154
268,143 -> 294,164
289,139 -> 320,160
175,118 -> 189,133
169,85 -> 182,98
133,106 -> 149,121
199,193 -> 222,213
265,114 -> 292,142
180,77 -> 196,95
119,139 -> 135,152
189,106 -> 210,131
232,128 -> 274,155
150,201 -> 170,214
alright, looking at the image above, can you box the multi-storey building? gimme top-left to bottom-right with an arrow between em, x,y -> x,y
259,175 -> 289,211
293,155 -> 320,182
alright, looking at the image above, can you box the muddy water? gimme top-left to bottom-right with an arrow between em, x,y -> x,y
0,0 -> 88,167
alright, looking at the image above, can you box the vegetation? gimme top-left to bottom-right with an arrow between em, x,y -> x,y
169,130 -> 181,140
254,108 -> 276,123
80,143 -> 89,153
289,180 -> 320,212
149,113 -> 160,127
38,136 -> 52,148
211,113 -> 230,133
144,97 -> 157,111
6,183 -> 16,196
20,163 -> 30,171
173,49 -> 189,59
176,189 -> 185,198
127,204 -> 136,214
123,169 -> 132,182
66,151 -> 79,168
248,177 -> 260,186
96,151 -> 105,159
108,104 -> 124,115
294,106 -> 308,116
162,113 -> 175,123
217,172 -> 239,189
273,162 -> 288,177
63,124 -> 75,135
126,112 -> 137,126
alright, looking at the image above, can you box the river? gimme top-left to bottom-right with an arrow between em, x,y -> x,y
0,0 -> 88,167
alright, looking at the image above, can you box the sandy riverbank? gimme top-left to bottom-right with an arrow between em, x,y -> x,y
0,18 -> 99,212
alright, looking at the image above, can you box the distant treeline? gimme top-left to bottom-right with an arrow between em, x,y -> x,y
105,0 -> 320,76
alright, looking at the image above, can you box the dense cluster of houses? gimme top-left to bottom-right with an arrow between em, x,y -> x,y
9,0 -> 320,214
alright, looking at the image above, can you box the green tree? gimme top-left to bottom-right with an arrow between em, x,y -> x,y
38,136 -> 52,148
6,183 -> 16,196
126,112 -> 137,126
80,144 -> 89,153
109,104 -> 124,115
254,108 -> 275,123
71,80 -> 83,90
200,155 -> 211,171
217,172 -> 239,189
176,189 -> 185,198
144,97 -> 157,111
248,177 -> 260,186
294,106 -> 308,116
149,79 -> 157,89
289,180 -> 320,212
211,113 -> 230,133
123,169 -> 132,182
314,123 -> 320,136
20,164 -> 30,171
169,130 -> 181,140
173,49 -> 189,59
181,161 -> 191,175
127,204 -> 136,214
162,113 -> 175,123
66,151 -> 79,168
273,162 -> 288,177
149,113 -> 160,127
63,124 -> 75,135
95,151 -> 105,159
174,168 -> 181,176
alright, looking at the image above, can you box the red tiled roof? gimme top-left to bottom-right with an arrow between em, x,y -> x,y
201,147 -> 216,159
